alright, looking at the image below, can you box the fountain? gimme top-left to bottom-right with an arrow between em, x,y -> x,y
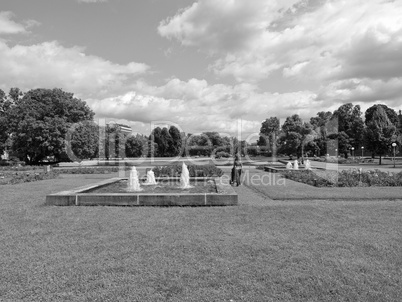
127,166 -> 142,191
180,162 -> 193,189
286,162 -> 293,169
293,159 -> 299,170
45,163 -> 237,206
143,169 -> 157,185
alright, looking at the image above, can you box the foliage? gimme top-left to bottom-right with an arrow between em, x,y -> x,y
281,170 -> 334,187
311,156 -> 362,164
309,111 -> 333,156
259,117 -> 280,155
186,132 -> 233,157
278,115 -> 314,157
330,103 -> 365,158
0,170 -> 60,185
152,164 -> 223,177
0,164 -> 43,171
167,126 -> 183,156
215,151 -> 231,158
56,167 -> 120,174
365,104 -> 399,127
104,123 -> 129,159
364,106 -> 398,164
68,121 -> 99,160
7,88 -> 94,164
281,169 -> 402,187
125,135 -> 144,157
150,126 -> 184,157
0,89 -> 15,155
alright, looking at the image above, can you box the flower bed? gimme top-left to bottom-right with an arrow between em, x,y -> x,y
56,167 -> 120,174
0,170 -> 60,185
281,169 -> 402,187
0,165 -> 45,172
311,156 -> 363,164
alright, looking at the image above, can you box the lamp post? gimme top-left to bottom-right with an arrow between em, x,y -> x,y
361,146 -> 364,158
392,142 -> 397,168
335,149 -> 338,157
351,147 -> 355,159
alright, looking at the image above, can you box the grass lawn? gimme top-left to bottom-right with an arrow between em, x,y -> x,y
245,169 -> 402,200
1,174 -> 401,301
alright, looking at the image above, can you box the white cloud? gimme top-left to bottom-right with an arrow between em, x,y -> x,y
159,0 -> 402,90
87,77 -> 320,136
0,11 -> 29,35
0,40 -> 149,98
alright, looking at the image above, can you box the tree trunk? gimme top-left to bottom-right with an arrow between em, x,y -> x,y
379,155 -> 382,165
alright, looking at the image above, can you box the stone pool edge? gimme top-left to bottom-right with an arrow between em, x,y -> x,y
45,177 -> 238,206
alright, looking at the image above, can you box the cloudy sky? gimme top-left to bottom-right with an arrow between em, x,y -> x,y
1,0 -> 402,139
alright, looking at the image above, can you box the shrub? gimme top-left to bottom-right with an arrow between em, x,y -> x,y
281,169 -> 402,187
0,165 -> 44,171
56,167 -> 120,174
152,164 -> 223,177
281,170 -> 334,187
215,151 -> 231,158
0,170 -> 60,185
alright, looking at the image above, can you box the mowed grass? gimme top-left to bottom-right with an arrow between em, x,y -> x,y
1,175 -> 401,301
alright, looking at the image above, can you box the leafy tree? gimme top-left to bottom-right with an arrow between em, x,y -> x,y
330,103 -> 364,158
256,135 -> 270,155
160,127 -> 172,156
279,115 -> 302,156
0,89 -> 10,155
365,104 -> 399,127
125,135 -> 144,157
364,106 -> 398,165
8,88 -> 94,164
310,111 -> 332,156
167,126 -> 183,157
68,121 -> 99,160
260,117 -> 280,158
278,114 -> 315,160
150,127 -> 162,157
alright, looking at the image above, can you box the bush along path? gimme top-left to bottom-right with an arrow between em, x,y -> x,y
281,169 -> 402,187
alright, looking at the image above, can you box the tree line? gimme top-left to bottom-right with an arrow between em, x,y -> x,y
0,87 -> 244,164
1,87 -> 400,165
258,103 -> 402,164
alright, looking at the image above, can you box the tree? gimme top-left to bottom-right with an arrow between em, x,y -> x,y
0,89 -> 10,155
257,135 -> 270,155
279,115 -> 301,156
364,106 -> 398,165
125,135 -> 144,157
8,88 -> 94,164
167,126 -> 183,157
310,111 -> 332,156
330,103 -> 364,158
68,121 -> 99,160
260,117 -> 280,158
104,124 -> 129,159
365,104 -> 399,127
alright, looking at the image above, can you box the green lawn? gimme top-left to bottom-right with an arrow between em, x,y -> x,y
1,174 -> 401,301
245,169 -> 402,200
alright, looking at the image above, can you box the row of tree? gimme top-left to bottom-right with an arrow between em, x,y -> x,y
1,87 -> 400,164
258,103 -> 402,164
0,87 -> 245,164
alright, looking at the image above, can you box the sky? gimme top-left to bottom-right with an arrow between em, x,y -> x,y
1,0 -> 402,140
